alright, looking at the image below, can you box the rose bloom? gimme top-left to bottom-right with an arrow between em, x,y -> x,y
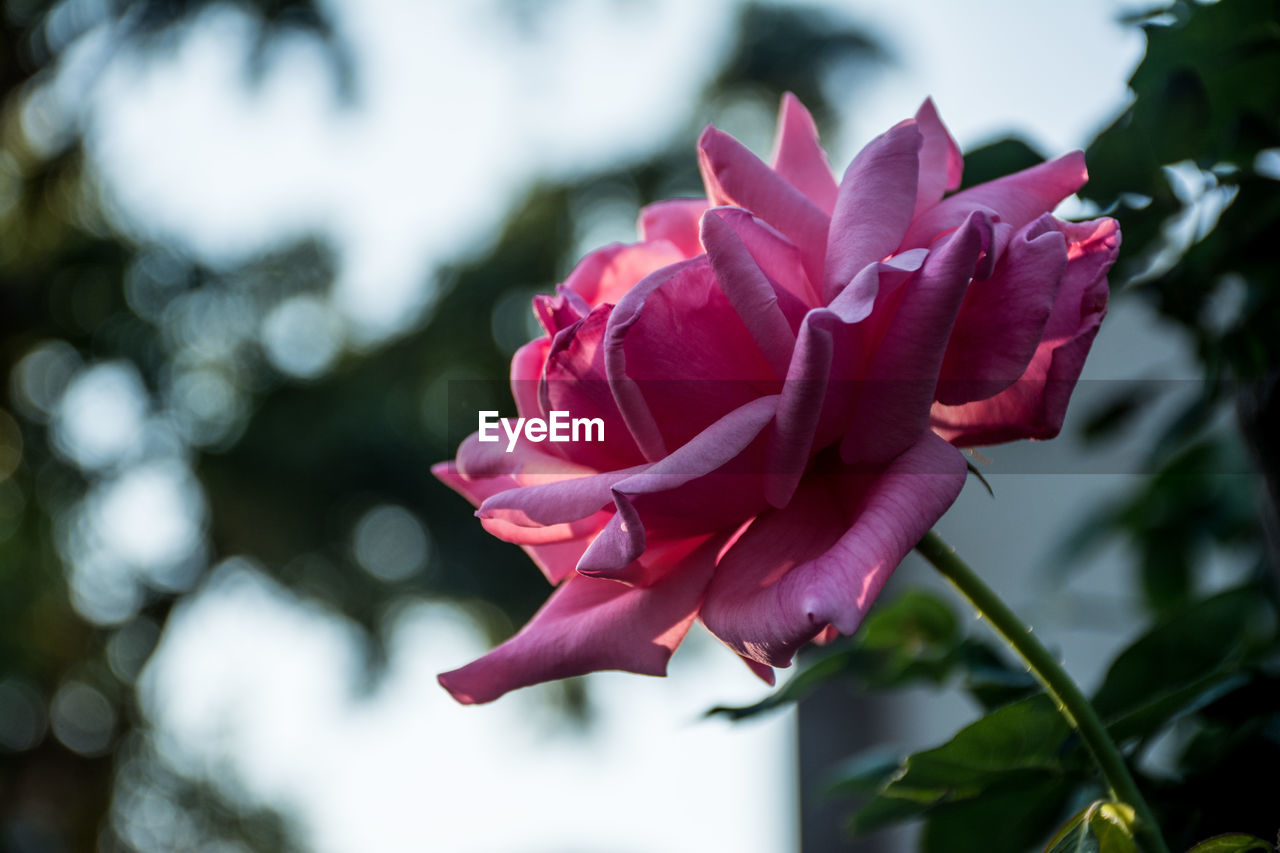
433,95 -> 1119,704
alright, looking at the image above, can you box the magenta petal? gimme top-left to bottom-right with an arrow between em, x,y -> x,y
533,291 -> 586,338
823,121 -> 922,303
702,208 -> 798,377
479,510 -> 608,546
902,151 -> 1087,250
766,315 -> 834,509
637,199 -> 708,259
738,654 -> 776,686
477,463 -> 649,528
433,462 -> 600,585
438,535 -> 723,704
541,304 -> 647,469
703,206 -> 819,315
578,531 -> 710,588
912,97 -> 963,218
454,430 -> 597,482
579,395 -> 780,576
606,256 -> 779,453
562,240 -> 687,308
483,520 -> 602,585
932,217 -> 1118,445
433,460 -> 511,508
841,213 -> 990,464
576,496 -> 646,574
511,338 -> 548,420
701,431 -> 967,667
523,536 -> 598,585
765,251 -> 928,508
698,125 -> 830,287
770,92 -> 838,215
936,215 -> 1068,405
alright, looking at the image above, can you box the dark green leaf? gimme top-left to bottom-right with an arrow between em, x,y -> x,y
858,589 -> 960,650
848,694 -> 1074,835
887,695 -> 1071,793
850,792 -> 932,835
920,773 -> 1070,853
824,747 -> 905,798
1186,835 -> 1275,853
1105,672 -> 1249,744
1093,589 -> 1268,739
954,641 -> 1039,710
854,589 -> 962,687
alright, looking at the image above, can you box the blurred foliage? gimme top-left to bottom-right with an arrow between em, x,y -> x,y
0,0 -> 889,850
712,1 -> 1280,851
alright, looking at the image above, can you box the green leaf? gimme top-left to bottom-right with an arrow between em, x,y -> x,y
858,589 -> 960,649
854,589 -> 962,688
848,694 -> 1075,835
824,747 -> 904,798
1186,834 -> 1275,853
1105,672 -> 1249,744
954,641 -> 1039,710
850,792 -> 932,835
921,772 -> 1070,853
1093,589 -> 1267,739
890,695 -> 1073,791
1045,801 -> 1138,853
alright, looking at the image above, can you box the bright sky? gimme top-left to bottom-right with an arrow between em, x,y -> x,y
47,0 -> 1148,850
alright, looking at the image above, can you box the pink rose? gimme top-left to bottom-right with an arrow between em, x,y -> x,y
433,95 -> 1119,704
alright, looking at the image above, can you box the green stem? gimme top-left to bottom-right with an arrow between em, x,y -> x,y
915,531 -> 1170,853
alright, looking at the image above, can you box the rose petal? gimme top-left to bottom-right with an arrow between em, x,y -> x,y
432,462 -> 600,584
901,151 -> 1087,250
511,338 -> 549,420
698,124 -> 830,287
770,92 -> 838,214
912,97 -> 963,218
438,534 -> 724,704
936,214 -> 1068,405
637,199 -> 708,259
738,654 -> 776,685
454,429 -> 597,483
563,240 -> 687,308
578,533 -> 709,589
577,395 -> 780,576
701,208 -> 798,377
477,463 -> 649,528
700,431 -> 967,667
824,121 -> 923,303
540,304 -> 647,469
479,511 -> 610,547
702,206 -> 819,315
606,256 -> 779,453
764,251 -> 927,508
932,217 -> 1118,444
840,212 -> 991,463
533,291 -> 585,338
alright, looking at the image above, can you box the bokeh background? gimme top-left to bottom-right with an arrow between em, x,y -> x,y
2,1 -> 1278,852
